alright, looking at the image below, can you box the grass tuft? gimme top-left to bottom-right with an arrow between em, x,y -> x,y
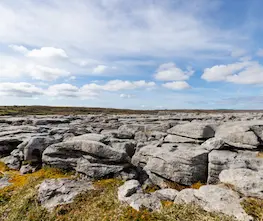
241,198 -> 263,221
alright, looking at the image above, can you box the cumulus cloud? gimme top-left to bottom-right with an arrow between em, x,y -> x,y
0,80 -> 154,99
0,82 -> 44,97
82,80 -> 156,91
27,65 -> 70,81
46,83 -> 98,99
0,0 -> 240,59
27,47 -> 68,58
202,60 -> 263,84
162,81 -> 191,90
9,45 -> 29,54
0,56 -> 70,81
46,84 -> 79,97
9,45 -> 68,58
154,63 -> 194,81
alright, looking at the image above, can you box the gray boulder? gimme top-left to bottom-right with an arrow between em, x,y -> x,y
33,118 -> 70,126
215,122 -> 263,149
167,122 -> 215,139
118,189 -> 162,212
152,188 -> 178,201
126,193 -> 162,211
132,143 -> 208,186
0,137 -> 23,157
164,134 -> 202,144
134,131 -> 148,142
20,136 -> 59,162
20,164 -> 35,174
43,140 -> 131,178
67,133 -> 109,144
0,155 -> 20,170
76,157 -> 130,179
118,179 -> 141,201
118,124 -> 145,134
109,139 -> 136,157
0,177 -> 11,189
38,178 -> 94,210
117,179 -> 161,212
208,150 -> 263,184
219,168 -> 263,199
174,185 -> 253,221
200,138 -> 225,151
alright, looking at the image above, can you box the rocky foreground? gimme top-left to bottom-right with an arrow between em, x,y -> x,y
0,112 -> 263,221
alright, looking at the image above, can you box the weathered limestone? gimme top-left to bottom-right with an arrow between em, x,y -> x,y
167,122 -> 215,139
38,178 -> 94,210
215,121 -> 263,149
117,179 -> 141,201
219,168 -> 263,199
132,143 -> 208,186
174,185 -> 253,221
42,140 -> 131,178
0,177 -> 11,189
208,150 -> 263,183
152,188 -> 178,201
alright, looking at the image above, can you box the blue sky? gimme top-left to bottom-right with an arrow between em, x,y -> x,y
0,0 -> 263,109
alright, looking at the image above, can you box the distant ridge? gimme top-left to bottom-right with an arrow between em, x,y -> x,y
1,105 -> 263,116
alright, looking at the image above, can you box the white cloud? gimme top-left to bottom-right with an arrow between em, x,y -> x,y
27,65 -> 70,81
257,49 -> 263,57
0,55 -> 71,81
92,65 -> 117,74
27,47 -> 68,58
82,80 -> 156,91
9,45 -> 68,58
202,60 -> 263,84
162,81 -> 191,90
92,65 -> 108,74
9,44 -> 29,54
154,63 -> 194,81
120,94 -> 134,99
0,82 -> 44,97
47,84 -> 79,97
0,0 -> 240,59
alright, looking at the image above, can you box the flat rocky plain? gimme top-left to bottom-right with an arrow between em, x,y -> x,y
0,111 -> 263,221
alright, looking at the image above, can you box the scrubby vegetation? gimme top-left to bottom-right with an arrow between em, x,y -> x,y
0,164 -> 262,221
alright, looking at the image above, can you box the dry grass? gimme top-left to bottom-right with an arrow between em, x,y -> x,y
0,163 -> 261,221
257,152 -> 263,158
190,181 -> 204,189
164,180 -> 204,191
0,175 -> 237,221
0,166 -> 72,207
242,198 -> 263,221
0,162 -> 8,173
